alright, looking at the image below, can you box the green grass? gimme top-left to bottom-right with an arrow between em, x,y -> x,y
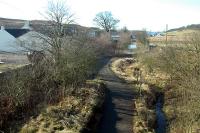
0,64 -> 25,72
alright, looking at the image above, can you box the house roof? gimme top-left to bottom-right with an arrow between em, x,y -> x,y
0,29 -> 20,52
6,29 -> 30,38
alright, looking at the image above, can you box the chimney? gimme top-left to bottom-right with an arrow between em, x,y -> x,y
22,21 -> 32,30
1,26 -> 5,30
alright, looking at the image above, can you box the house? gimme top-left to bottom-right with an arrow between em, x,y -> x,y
87,28 -> 100,38
111,35 -> 120,42
110,30 -> 120,43
131,33 -> 137,42
156,33 -> 165,37
65,25 -> 77,36
0,21 -> 50,53
21,21 -> 33,30
149,43 -> 157,50
0,21 -> 32,53
0,26 -> 20,52
18,30 -> 50,52
0,21 -> 49,64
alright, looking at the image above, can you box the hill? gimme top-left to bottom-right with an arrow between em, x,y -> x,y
0,17 -> 88,33
149,24 -> 200,43
168,24 -> 200,32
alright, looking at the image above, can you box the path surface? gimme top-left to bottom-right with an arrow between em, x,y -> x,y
97,58 -> 135,133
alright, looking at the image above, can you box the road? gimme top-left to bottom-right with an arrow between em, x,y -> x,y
97,57 -> 135,133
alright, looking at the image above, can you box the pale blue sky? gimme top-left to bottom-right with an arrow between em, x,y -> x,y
0,0 -> 200,31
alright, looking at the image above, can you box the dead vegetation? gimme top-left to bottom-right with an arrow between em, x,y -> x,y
20,81 -> 105,133
111,58 -> 136,82
0,1 -> 107,132
138,33 -> 200,132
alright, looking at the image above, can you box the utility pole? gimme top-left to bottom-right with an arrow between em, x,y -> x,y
166,24 -> 168,45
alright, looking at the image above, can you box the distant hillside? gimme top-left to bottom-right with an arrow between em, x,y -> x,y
0,17 -> 89,33
168,24 -> 200,32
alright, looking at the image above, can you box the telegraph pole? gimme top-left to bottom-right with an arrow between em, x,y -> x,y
166,24 -> 168,45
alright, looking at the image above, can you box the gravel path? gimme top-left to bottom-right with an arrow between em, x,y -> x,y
97,58 -> 135,133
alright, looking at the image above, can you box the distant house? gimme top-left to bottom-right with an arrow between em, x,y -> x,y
111,35 -> 120,42
131,33 -> 137,42
147,32 -> 158,37
87,28 -> 100,38
149,43 -> 157,50
110,30 -> 120,43
65,26 -> 77,36
156,33 -> 165,37
21,21 -> 33,30
88,30 -> 96,38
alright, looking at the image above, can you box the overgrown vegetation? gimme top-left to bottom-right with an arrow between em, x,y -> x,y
0,1 -> 105,132
139,33 -> 200,132
19,81 -> 105,133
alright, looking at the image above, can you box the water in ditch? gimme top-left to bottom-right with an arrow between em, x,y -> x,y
155,95 -> 166,133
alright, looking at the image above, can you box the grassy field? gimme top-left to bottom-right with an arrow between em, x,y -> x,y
0,64 -> 26,73
0,52 -> 28,72
149,29 -> 200,43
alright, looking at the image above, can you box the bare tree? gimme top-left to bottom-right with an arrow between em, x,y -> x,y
20,0 -> 75,63
93,11 -> 120,32
43,0 -> 74,63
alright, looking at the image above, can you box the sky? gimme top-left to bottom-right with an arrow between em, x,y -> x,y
0,0 -> 200,31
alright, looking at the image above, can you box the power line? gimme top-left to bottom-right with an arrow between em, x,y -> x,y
0,0 -> 26,16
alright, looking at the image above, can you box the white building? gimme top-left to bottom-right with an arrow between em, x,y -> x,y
0,21 -> 49,53
0,26 -> 18,52
0,21 -> 49,64
18,31 -> 50,52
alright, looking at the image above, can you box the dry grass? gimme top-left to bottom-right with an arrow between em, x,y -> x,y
0,53 -> 28,72
20,81 -> 105,133
139,43 -> 200,132
149,29 -> 200,43
111,57 -> 168,88
0,64 -> 26,73
0,53 -> 28,63
111,58 -> 136,82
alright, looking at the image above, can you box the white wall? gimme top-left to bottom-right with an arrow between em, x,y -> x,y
0,29 -> 18,52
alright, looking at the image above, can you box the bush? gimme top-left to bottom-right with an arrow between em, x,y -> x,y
138,33 -> 200,132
